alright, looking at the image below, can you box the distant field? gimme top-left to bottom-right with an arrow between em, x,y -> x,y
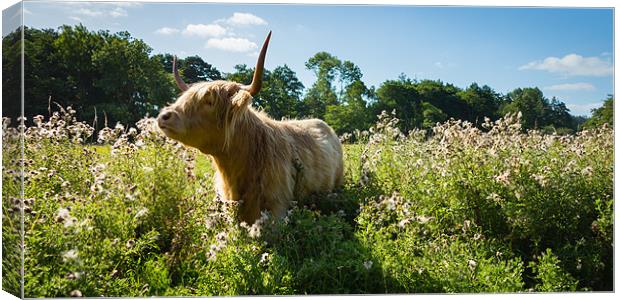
2,112 -> 613,297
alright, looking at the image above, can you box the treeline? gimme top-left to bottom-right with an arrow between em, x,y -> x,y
2,25 -> 613,133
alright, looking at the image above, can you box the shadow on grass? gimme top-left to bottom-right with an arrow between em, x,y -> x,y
257,183 -> 443,294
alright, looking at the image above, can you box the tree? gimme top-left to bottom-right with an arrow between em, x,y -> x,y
155,54 -> 222,83
261,65 -> 305,119
302,52 -> 341,118
415,79 -> 468,121
583,95 -> 613,129
2,26 -> 24,121
457,83 -> 501,123
501,87 -> 547,129
543,97 -> 574,131
325,80 -> 373,134
2,25 -> 178,126
225,64 -> 304,120
372,76 -> 422,133
421,102 -> 447,128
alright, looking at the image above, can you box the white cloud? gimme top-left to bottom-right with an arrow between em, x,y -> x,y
206,37 -> 257,52
544,82 -> 596,91
74,5 -> 129,18
155,27 -> 180,35
183,24 -> 227,38
110,7 -> 128,18
519,54 -> 612,77
112,2 -> 143,8
226,12 -> 267,26
69,16 -> 83,22
434,62 -> 444,69
77,8 -> 103,17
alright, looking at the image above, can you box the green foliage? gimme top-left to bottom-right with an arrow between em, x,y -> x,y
500,87 -> 575,132
155,54 -> 223,84
2,104 -> 612,296
582,95 -> 613,129
3,25 -> 600,135
529,249 -> 579,292
457,83 -> 501,123
373,77 -> 422,132
1,119 -> 22,297
2,25 -> 177,126
225,64 -> 305,120
421,102 -> 447,128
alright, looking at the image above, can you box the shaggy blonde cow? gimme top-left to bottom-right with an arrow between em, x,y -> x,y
157,32 -> 344,224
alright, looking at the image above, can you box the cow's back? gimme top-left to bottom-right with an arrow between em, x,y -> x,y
283,118 -> 344,194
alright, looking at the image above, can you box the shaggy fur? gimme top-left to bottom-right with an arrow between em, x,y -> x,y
157,81 -> 344,223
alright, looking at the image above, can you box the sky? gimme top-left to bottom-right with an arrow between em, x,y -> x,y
3,1 -> 615,116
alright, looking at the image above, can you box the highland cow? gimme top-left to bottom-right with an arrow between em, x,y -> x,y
157,32 -> 344,224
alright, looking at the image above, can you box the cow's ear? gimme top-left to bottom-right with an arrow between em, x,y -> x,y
231,90 -> 252,108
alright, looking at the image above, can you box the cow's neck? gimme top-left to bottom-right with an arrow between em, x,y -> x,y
206,111 -> 268,202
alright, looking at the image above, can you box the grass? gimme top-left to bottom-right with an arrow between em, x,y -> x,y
1,109 -> 613,297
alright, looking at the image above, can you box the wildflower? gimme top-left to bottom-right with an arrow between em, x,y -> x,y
69,290 -> 82,297
55,208 -> 71,223
215,232 -> 227,242
462,220 -> 471,233
363,260 -> 373,270
248,223 -> 262,238
66,272 -> 82,280
398,218 -> 411,229
126,239 -> 135,248
487,193 -> 502,204
134,207 -> 148,219
581,166 -> 593,177
259,252 -> 270,264
532,174 -> 547,187
495,171 -> 510,185
64,217 -> 78,228
62,249 -> 79,262
416,216 -> 434,224
468,259 -> 477,270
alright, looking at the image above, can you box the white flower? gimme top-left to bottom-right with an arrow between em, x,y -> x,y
363,260 -> 373,270
416,216 -> 434,224
134,207 -> 148,219
64,217 -> 77,228
581,166 -> 593,177
63,249 -> 79,262
56,208 -> 71,222
215,232 -> 227,242
398,218 -> 411,229
259,252 -> 270,264
495,171 -> 510,185
468,259 -> 477,270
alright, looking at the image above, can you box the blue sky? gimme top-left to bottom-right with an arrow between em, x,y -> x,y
9,1 -> 615,116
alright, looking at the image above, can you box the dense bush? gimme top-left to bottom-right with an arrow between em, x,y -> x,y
1,107 -> 613,296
